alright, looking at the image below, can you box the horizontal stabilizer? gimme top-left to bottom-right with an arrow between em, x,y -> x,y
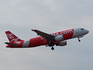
5,42 -> 17,46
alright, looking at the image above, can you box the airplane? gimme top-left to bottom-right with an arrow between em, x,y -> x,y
5,28 -> 89,50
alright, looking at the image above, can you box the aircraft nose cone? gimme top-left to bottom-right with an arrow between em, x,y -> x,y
86,30 -> 89,34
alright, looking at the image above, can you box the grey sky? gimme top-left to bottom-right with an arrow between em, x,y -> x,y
0,0 -> 93,70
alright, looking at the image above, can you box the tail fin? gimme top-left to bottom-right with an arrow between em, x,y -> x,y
5,31 -> 22,43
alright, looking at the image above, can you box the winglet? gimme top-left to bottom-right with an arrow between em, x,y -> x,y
31,29 -> 34,31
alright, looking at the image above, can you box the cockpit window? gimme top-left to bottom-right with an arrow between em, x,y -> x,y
81,28 -> 84,31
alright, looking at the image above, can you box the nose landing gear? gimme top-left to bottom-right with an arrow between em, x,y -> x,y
78,37 -> 81,42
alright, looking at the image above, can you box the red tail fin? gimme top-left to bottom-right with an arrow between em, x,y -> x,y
5,31 -> 22,43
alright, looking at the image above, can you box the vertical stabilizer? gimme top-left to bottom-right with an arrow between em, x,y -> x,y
5,31 -> 22,43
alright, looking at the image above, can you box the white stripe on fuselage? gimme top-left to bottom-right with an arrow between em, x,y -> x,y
22,40 -> 30,48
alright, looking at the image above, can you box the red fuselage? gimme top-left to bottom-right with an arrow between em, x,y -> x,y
5,28 -> 89,48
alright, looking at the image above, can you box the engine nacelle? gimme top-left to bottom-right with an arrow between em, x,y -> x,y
55,35 -> 64,41
56,41 -> 67,46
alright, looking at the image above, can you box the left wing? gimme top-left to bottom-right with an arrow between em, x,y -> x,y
31,29 -> 55,42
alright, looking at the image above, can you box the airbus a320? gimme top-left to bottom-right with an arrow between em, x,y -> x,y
5,28 -> 89,50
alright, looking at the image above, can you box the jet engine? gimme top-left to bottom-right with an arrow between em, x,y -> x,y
55,35 -> 64,41
56,41 -> 67,46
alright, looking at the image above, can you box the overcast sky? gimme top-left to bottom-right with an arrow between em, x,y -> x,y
0,0 -> 93,70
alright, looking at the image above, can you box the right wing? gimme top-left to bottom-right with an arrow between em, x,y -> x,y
32,29 -> 55,42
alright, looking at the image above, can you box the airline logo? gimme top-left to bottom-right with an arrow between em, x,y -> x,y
11,38 -> 20,42
51,29 -> 74,36
6,31 -> 21,43
6,33 -> 14,39
6,33 -> 19,42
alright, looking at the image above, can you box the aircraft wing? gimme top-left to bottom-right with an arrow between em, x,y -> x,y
32,29 -> 55,42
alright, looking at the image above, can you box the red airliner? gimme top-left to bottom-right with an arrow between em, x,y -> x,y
5,28 -> 89,50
